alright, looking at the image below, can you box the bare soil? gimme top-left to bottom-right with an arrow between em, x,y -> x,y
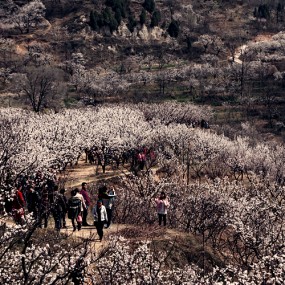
61,154 -> 130,188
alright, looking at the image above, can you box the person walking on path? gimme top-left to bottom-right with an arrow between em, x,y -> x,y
102,187 -> 116,228
74,188 -> 86,219
155,191 -> 170,226
92,200 -> 108,241
80,182 -> 91,226
11,186 -> 26,225
68,189 -> 82,231
38,185 -> 51,228
52,186 -> 67,231
26,185 -> 40,225
60,188 -> 68,228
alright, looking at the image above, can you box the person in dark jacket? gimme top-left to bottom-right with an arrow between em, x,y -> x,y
26,185 -> 40,224
38,185 -> 50,228
68,189 -> 82,231
52,187 -> 66,231
60,188 -> 68,228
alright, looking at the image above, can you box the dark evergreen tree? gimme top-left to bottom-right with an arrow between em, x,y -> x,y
185,36 -> 194,52
143,0 -> 155,14
140,8 -> 146,25
105,0 -> 115,7
277,2 -> 284,22
106,0 -> 129,18
115,7 -> 122,24
89,11 -> 98,31
150,9 -> 161,27
97,12 -> 104,28
167,20 -> 179,38
102,7 -> 113,26
109,16 -> 119,32
127,14 -> 137,32
255,4 -> 270,19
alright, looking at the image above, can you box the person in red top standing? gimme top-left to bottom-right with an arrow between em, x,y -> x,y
11,186 -> 26,225
80,182 -> 91,226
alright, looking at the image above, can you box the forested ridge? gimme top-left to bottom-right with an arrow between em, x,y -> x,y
1,1 -> 285,284
1,0 -> 285,138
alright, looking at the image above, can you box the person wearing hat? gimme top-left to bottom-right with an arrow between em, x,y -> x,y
102,187 -> 116,228
92,200 -> 108,241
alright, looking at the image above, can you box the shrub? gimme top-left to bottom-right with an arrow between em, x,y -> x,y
143,0 -> 155,14
150,9 -> 161,27
167,20 -> 179,38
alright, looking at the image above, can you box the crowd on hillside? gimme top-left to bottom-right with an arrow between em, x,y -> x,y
3,170 -> 171,241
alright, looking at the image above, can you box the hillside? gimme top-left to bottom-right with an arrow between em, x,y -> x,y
1,2 -> 285,283
1,0 -> 285,140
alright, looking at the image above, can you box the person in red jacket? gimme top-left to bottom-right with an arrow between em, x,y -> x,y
11,186 -> 26,225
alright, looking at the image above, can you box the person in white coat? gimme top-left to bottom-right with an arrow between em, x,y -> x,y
93,200 -> 108,241
74,188 -> 86,213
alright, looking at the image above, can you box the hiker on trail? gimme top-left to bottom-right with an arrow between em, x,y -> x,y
74,188 -> 86,215
26,185 -> 40,223
68,189 -> 82,231
80,182 -> 91,226
102,187 -> 116,228
137,151 -> 146,170
51,186 -> 67,231
155,191 -> 170,226
38,185 -> 51,228
11,186 -> 26,225
98,185 -> 109,200
93,200 -> 108,241
60,188 -> 68,228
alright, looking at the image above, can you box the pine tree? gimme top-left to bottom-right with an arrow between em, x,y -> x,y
140,8 -> 146,25
150,9 -> 161,27
89,11 -> 98,31
143,0 -> 155,14
167,20 -> 179,38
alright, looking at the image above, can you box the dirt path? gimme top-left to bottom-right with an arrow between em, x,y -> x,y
233,33 -> 274,64
61,154 -> 130,188
62,221 -> 128,251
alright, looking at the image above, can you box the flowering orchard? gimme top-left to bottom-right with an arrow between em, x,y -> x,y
1,103 -> 285,284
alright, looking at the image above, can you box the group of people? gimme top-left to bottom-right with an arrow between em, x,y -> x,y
6,170 -> 59,227
67,184 -> 115,241
7,170 -> 171,241
66,185 -> 170,240
6,173 -> 116,241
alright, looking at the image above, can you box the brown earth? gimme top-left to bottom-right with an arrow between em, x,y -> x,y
60,154 -> 130,189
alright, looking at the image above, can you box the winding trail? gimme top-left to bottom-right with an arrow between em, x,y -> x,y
233,33 -> 274,64
61,154 -> 130,188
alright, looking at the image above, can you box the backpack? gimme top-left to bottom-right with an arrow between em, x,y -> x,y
68,197 -> 81,219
